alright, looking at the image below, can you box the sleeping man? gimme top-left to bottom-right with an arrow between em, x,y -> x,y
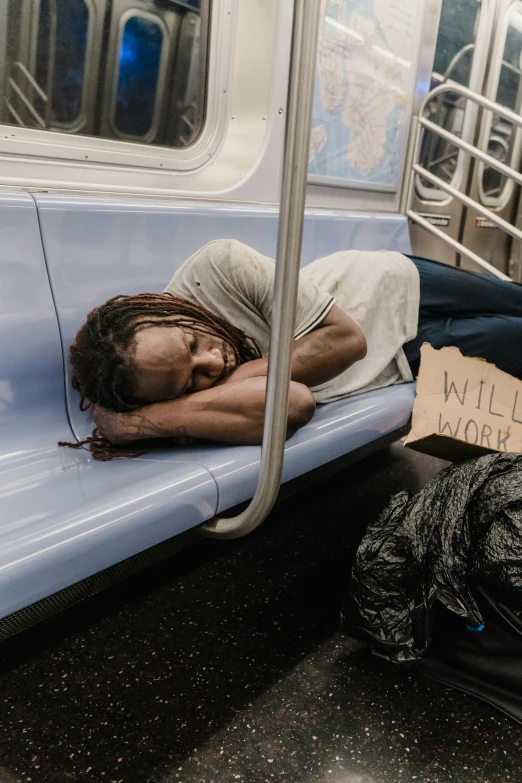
63,239 -> 522,460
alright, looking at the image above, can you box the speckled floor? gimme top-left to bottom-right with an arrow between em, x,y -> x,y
0,444 -> 521,783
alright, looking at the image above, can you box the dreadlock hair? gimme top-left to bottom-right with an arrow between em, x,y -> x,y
58,293 -> 262,461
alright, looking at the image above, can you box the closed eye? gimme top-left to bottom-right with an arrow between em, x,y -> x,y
190,334 -> 199,355
178,331 -> 197,396
186,374 -> 196,394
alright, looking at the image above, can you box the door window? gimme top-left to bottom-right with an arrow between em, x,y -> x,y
480,3 -> 522,207
416,0 -> 482,200
114,14 -> 164,139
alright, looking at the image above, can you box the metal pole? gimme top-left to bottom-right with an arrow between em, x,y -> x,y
201,0 -> 321,539
400,115 -> 420,215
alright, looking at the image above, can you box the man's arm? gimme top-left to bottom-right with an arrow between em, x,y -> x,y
220,304 -> 366,388
93,306 -> 363,447
93,377 -> 316,446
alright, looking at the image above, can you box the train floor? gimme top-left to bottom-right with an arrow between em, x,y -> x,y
0,444 -> 521,783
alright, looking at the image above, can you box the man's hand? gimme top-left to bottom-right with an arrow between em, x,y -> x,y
92,405 -> 194,446
92,406 -> 131,444
91,377 -> 315,448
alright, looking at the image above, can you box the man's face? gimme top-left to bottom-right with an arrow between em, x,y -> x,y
131,325 -> 236,403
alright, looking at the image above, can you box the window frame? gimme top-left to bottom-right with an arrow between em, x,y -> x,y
0,0 -> 232,174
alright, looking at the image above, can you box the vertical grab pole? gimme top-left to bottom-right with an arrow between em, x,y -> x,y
201,0 -> 321,539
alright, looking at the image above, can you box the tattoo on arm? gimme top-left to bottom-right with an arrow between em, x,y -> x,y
128,414 -> 167,438
125,413 -> 188,440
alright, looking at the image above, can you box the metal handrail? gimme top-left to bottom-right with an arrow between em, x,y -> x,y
4,97 -> 26,126
441,43 -> 475,83
11,62 -> 48,103
7,77 -> 46,128
421,117 -> 522,187
6,62 -> 49,130
200,0 -> 321,539
406,82 -> 522,281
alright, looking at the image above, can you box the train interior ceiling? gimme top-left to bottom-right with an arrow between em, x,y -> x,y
1,1 -> 522,782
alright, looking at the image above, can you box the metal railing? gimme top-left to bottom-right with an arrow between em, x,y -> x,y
405,82 -> 522,282
200,0 -> 321,539
5,61 -> 48,129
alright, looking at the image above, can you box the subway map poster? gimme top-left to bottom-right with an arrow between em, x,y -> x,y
309,0 -> 421,191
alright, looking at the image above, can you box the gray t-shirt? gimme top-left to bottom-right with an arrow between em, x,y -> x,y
163,239 -> 420,403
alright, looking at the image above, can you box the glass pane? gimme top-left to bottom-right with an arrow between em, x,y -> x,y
115,15 -> 163,138
52,0 -> 89,124
170,12 -> 201,147
1,0 -> 209,150
13,0 -> 89,128
481,9 -> 522,203
432,0 -> 479,85
417,0 -> 481,196
34,0 -> 52,114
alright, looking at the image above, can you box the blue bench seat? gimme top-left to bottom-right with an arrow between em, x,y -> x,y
0,446 -> 217,619
0,192 -> 414,626
139,384 -> 415,513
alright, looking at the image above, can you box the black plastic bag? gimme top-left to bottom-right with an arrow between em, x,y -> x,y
342,453 -> 522,665
419,585 -> 522,725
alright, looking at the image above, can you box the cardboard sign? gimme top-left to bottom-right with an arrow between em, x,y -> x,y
405,344 -> 522,462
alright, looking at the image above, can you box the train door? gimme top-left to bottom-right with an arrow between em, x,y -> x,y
460,0 -> 522,274
409,0 -> 494,266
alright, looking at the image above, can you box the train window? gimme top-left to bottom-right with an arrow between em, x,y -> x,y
6,0 -> 91,130
114,15 -> 164,139
416,0 -> 481,201
480,5 -> 522,207
0,0 -> 209,150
